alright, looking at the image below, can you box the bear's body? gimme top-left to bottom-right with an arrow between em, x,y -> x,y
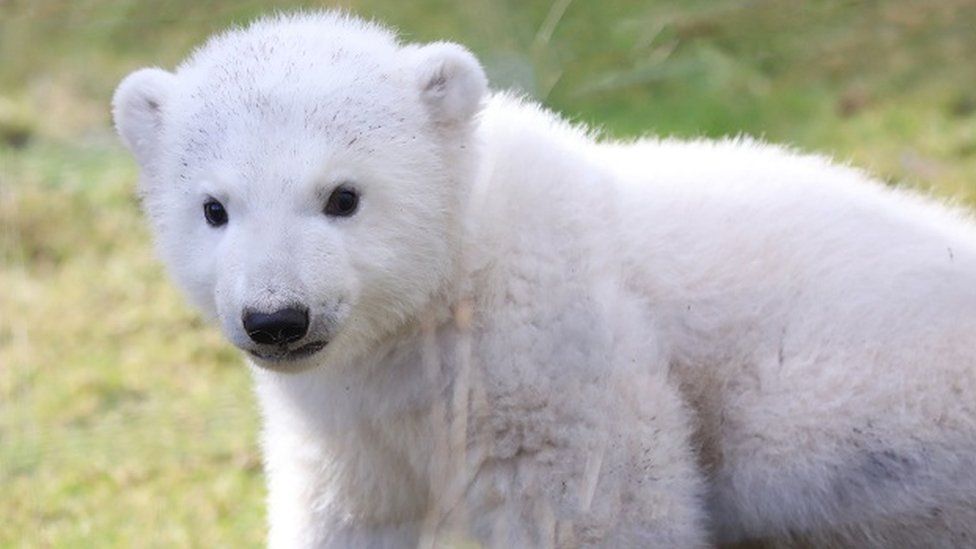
113,12 -> 976,548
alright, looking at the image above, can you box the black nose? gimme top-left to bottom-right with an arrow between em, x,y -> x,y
242,307 -> 309,345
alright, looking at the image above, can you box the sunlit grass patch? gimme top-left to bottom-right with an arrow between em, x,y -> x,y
1,138 -> 264,546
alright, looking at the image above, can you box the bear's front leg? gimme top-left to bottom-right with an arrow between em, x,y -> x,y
263,429 -> 426,549
259,394 -> 432,548
452,370 -> 709,548
263,437 -> 330,548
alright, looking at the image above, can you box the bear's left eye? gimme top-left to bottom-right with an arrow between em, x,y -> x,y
203,198 -> 228,227
324,186 -> 359,217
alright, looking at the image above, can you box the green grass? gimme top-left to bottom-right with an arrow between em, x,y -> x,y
2,0 -> 975,545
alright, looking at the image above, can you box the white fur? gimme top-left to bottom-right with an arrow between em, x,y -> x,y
114,12 -> 976,548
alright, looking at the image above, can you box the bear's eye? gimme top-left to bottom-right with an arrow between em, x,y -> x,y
203,198 -> 228,227
324,186 -> 359,217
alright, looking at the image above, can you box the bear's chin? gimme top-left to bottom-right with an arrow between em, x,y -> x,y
245,341 -> 330,373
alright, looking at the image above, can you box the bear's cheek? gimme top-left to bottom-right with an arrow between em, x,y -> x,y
153,228 -> 217,311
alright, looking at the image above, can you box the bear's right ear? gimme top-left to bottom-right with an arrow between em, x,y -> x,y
112,68 -> 176,167
408,42 -> 487,127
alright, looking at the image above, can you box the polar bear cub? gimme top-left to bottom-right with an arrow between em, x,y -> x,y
113,11 -> 976,548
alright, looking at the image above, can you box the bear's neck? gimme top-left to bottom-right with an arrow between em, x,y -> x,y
250,301 -> 467,523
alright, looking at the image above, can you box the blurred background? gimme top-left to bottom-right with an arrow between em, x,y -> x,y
2,0 -> 975,545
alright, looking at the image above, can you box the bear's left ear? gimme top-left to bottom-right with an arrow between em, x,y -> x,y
409,42 -> 487,126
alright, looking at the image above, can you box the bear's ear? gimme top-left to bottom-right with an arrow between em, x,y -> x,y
112,68 -> 176,167
410,42 -> 487,126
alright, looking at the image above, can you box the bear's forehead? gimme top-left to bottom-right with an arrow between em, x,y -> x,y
181,41 -> 398,98
173,78 -> 418,152
177,32 -> 405,121
171,12 -> 411,131
169,60 -> 424,177
178,68 -> 404,132
164,14 -> 432,183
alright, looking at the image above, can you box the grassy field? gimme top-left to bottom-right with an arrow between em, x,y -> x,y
2,0 -> 975,545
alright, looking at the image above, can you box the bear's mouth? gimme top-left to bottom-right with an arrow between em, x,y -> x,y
248,340 -> 328,363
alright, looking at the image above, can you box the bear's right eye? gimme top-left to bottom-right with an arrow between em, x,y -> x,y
203,199 -> 228,227
324,186 -> 359,217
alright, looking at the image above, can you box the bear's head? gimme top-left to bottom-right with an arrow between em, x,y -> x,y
112,13 -> 487,371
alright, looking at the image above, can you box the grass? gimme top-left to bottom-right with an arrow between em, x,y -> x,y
2,0 -> 975,545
